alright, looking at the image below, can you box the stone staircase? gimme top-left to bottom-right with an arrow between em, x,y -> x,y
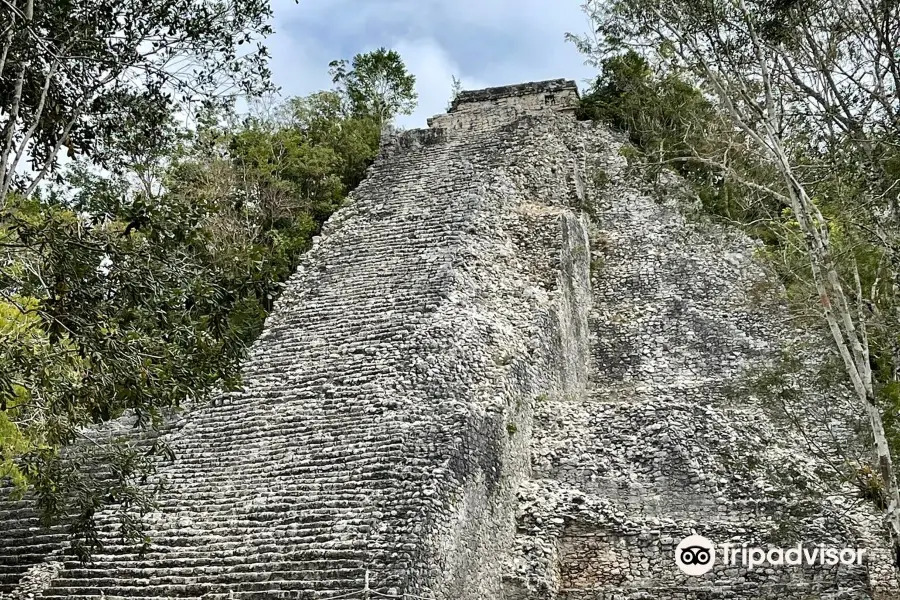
2,80 -> 593,599
0,500 -> 67,595
0,79 -> 895,600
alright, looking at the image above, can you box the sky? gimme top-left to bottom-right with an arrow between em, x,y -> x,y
266,0 -> 598,129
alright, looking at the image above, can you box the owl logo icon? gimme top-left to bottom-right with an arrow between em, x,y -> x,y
675,535 -> 715,575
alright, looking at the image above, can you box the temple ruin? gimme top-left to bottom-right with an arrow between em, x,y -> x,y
0,79 -> 897,599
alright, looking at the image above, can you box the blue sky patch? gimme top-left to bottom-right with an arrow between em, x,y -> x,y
267,0 -> 597,128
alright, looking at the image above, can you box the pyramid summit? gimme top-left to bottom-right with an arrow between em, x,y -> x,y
0,80 -> 896,600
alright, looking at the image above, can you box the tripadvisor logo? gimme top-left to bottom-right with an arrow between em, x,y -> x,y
675,535 -> 715,575
674,534 -> 867,576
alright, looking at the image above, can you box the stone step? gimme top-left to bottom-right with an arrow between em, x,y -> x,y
76,538 -> 374,558
39,591 -> 364,600
161,443 -> 405,463
0,526 -> 66,542
41,578 -> 368,598
0,541 -> 63,559
51,567 -> 367,587
158,453 -> 402,472
62,547 -> 371,567
86,516 -> 380,535
61,559 -> 367,580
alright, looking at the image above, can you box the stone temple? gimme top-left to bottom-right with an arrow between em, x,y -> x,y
1,79 -> 899,599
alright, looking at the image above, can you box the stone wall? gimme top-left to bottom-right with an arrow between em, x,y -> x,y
0,78 -> 896,600
504,108 -> 898,599
0,79 -> 593,600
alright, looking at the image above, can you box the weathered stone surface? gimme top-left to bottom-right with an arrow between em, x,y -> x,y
504,107 -> 897,599
0,78 -> 895,600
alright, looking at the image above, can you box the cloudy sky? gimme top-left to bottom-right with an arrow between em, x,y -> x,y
266,0 -> 598,128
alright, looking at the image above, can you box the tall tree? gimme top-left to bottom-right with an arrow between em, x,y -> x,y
0,0 -> 281,198
0,0 -> 285,556
570,0 -> 900,563
328,48 -> 418,128
0,81 -> 384,557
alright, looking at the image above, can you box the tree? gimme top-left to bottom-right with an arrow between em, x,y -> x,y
575,51 -> 785,240
0,0 -> 282,554
0,0 -> 281,199
328,48 -> 418,128
1,171 -> 259,558
570,0 -> 900,564
0,28 -> 405,554
168,90 -> 381,315
447,75 -> 463,112
0,81 -> 384,556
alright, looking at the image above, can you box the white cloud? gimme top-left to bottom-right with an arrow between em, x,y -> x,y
391,38 -> 490,129
264,0 -> 599,129
266,18 -> 334,99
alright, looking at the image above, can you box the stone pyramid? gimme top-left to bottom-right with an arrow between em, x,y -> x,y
0,79 -> 896,600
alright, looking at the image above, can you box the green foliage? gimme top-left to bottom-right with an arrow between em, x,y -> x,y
0,47 -> 391,555
856,464 -> 887,511
329,48 -> 418,128
591,168 -> 611,192
0,0 -> 279,197
575,47 -> 899,365
447,75 -> 463,112
577,51 -> 786,232
1,187 -> 243,556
